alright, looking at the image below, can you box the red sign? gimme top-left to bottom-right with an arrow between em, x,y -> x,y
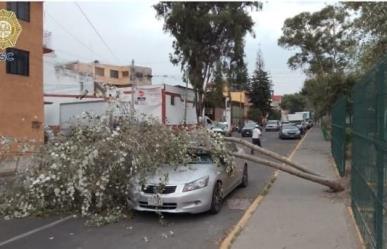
138,90 -> 145,97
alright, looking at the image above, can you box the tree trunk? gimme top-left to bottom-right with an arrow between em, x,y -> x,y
224,137 -> 321,176
232,152 -> 344,192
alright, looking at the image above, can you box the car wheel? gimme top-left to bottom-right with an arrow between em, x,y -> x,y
209,181 -> 223,214
239,164 -> 248,188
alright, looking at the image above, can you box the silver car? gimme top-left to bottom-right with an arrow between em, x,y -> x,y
128,145 -> 248,214
265,120 -> 280,131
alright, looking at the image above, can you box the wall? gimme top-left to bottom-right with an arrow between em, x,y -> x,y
44,53 -> 94,95
164,85 -> 196,125
44,96 -> 106,127
67,62 -> 152,87
0,2 -> 44,143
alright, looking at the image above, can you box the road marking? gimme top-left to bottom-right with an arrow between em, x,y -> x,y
219,129 -> 310,249
0,215 -> 73,247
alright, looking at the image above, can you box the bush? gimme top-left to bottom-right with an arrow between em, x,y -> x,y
0,115 -> 234,225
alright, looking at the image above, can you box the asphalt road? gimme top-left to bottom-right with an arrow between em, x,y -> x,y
0,131 -> 298,249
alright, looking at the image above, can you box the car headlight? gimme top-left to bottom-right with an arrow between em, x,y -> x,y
183,176 -> 209,192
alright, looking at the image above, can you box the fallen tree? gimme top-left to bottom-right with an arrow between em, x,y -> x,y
224,137 -> 320,176
224,137 -> 344,192
232,152 -> 344,192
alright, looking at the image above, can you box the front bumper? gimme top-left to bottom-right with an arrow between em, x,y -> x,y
128,183 -> 214,214
280,132 -> 301,139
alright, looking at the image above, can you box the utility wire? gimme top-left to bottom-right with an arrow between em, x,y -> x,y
74,2 -> 122,64
45,12 -> 108,61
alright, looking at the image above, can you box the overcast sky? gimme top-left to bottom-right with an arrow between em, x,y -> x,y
44,1 -> 335,95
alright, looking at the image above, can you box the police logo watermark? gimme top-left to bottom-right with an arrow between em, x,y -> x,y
0,9 -> 22,62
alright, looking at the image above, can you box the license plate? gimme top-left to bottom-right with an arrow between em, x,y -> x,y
148,195 -> 163,206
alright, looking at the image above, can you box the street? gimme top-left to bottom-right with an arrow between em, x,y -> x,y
0,131 -> 298,249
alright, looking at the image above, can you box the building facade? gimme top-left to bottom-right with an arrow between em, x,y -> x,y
63,61 -> 152,89
0,2 -> 44,143
271,95 -> 283,110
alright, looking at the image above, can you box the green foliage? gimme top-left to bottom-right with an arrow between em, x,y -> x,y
205,62 -> 225,108
301,73 -> 355,118
278,5 -> 355,75
280,93 -> 306,113
268,109 -> 281,120
344,2 -> 387,73
154,2 -> 260,116
278,3 -> 370,117
247,51 -> 273,116
0,116 -> 235,225
247,107 -> 262,123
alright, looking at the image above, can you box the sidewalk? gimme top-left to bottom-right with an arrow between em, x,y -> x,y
232,128 -> 362,249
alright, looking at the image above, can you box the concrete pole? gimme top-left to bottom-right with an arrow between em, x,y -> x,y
130,59 -> 135,117
184,81 -> 188,126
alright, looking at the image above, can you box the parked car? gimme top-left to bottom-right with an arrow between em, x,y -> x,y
265,120 -> 280,131
280,121 -> 289,127
241,122 -> 262,137
290,121 -> 306,135
211,122 -> 231,136
128,145 -> 248,214
306,119 -> 314,129
279,124 -> 301,139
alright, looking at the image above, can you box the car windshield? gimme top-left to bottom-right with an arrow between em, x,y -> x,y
267,120 -> 278,124
244,123 -> 257,129
187,149 -> 213,164
214,123 -> 227,129
282,124 -> 297,129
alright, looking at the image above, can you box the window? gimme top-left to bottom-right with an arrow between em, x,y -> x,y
7,2 -> 30,22
6,48 -> 29,76
170,96 -> 175,106
110,70 -> 119,78
95,67 -> 104,76
122,71 -> 129,77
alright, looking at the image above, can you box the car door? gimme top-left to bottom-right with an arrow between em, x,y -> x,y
226,142 -> 244,191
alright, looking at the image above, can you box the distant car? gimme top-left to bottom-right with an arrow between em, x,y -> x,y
241,123 -> 262,137
289,121 -> 306,135
280,121 -> 289,127
211,122 -> 231,136
306,119 -> 314,129
128,145 -> 248,214
265,120 -> 280,131
279,124 -> 301,139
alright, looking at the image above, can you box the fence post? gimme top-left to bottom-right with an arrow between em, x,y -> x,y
375,61 -> 385,249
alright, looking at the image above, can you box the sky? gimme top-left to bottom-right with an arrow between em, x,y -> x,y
44,1 -> 335,95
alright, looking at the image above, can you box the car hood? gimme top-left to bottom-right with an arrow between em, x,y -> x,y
142,164 -> 217,185
212,127 -> 224,132
282,129 -> 299,133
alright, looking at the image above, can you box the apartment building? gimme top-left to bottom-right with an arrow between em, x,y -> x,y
0,2 -> 44,143
64,61 -> 152,89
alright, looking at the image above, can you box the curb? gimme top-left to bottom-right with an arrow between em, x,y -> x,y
327,147 -> 366,248
219,129 -> 310,249
347,207 -> 367,249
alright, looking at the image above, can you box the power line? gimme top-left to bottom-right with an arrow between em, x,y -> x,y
74,2 -> 122,64
45,12 -> 108,61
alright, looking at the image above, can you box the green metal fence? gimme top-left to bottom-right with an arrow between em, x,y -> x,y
331,96 -> 347,177
351,58 -> 387,249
